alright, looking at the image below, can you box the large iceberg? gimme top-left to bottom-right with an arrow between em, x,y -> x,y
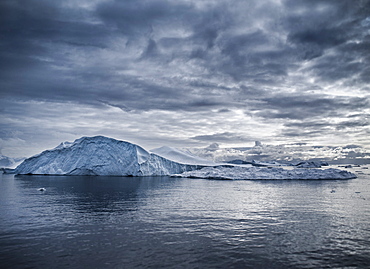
14,136 -> 357,179
15,136 -> 204,176
174,166 -> 357,180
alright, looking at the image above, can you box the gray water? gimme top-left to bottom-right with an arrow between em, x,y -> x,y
0,168 -> 370,269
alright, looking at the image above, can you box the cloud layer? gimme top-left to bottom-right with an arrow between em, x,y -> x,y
1,0 -> 369,157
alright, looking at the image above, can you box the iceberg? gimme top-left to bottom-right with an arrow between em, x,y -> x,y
0,155 -> 25,169
293,161 -> 329,168
174,166 -> 357,180
14,136 -> 357,179
0,155 -> 13,168
15,136 -> 203,176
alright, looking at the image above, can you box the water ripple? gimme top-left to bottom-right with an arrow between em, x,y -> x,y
0,173 -> 369,268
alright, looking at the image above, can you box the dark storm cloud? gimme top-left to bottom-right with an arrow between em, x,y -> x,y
0,0 -> 114,103
283,0 -> 368,56
304,41 -> 370,83
1,0 -> 370,153
216,30 -> 290,80
97,0 -> 196,36
279,112 -> 369,140
2,0 -> 368,104
336,118 -> 370,130
281,128 -> 331,138
282,0 -> 370,84
0,0 -> 110,62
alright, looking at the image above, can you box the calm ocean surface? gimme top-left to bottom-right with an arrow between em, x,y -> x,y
1,167 -> 370,269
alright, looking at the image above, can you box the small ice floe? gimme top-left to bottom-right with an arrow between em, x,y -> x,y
38,188 -> 46,192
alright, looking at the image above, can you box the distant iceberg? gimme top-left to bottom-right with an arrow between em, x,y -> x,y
14,136 -> 357,179
150,146 -> 217,166
0,155 -> 25,169
15,136 -> 204,176
174,166 -> 357,180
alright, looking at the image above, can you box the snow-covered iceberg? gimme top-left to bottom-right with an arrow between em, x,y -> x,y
14,136 -> 357,179
15,136 -> 204,176
0,155 -> 25,169
174,166 -> 357,180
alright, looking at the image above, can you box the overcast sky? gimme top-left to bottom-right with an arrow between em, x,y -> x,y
1,0 -> 369,157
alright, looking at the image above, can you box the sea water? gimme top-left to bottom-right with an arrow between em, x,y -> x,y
0,167 -> 369,268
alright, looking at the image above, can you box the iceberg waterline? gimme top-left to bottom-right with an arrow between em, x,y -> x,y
14,136 -> 357,179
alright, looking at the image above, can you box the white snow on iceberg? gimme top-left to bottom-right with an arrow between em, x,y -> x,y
174,166 -> 357,180
15,136 -> 204,176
